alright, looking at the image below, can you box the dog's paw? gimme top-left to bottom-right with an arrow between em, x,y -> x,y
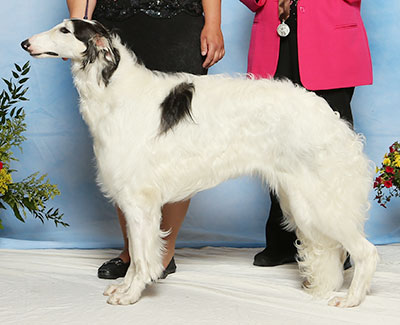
107,291 -> 141,305
103,283 -> 128,296
103,284 -> 117,296
328,295 -> 361,308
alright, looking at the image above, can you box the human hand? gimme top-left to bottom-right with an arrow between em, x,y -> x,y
200,23 -> 225,69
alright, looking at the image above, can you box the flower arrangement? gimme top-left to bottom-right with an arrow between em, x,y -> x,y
374,141 -> 400,208
0,62 -> 67,229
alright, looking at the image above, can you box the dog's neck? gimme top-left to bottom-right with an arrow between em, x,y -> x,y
70,38 -> 143,96
71,58 -> 111,97
69,38 -> 153,130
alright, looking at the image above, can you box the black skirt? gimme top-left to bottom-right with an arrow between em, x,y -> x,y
95,12 -> 207,75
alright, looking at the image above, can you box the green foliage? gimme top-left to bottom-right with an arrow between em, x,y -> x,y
0,62 -> 67,229
374,142 -> 400,208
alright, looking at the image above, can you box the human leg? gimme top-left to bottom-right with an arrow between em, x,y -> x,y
160,200 -> 190,267
253,193 -> 297,266
98,201 -> 189,279
253,8 -> 301,267
97,207 -> 130,279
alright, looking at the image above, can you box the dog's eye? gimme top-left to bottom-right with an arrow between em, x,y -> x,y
60,27 -> 71,34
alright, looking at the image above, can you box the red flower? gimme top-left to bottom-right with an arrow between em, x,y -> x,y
390,145 -> 395,153
385,166 -> 394,174
0,161 -> 3,170
375,176 -> 383,184
384,180 -> 393,188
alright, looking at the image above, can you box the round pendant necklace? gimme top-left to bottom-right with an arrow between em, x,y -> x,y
277,20 -> 290,37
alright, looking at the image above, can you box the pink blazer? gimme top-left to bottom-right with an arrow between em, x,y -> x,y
240,0 -> 373,90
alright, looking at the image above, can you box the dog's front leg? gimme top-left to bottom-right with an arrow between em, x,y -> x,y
104,194 -> 164,305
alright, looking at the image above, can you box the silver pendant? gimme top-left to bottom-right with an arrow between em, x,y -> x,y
277,20 -> 290,37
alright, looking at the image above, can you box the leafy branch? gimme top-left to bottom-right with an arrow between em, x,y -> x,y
0,62 -> 67,229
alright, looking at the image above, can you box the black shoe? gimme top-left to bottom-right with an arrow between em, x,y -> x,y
98,256 -> 177,280
159,257 -> 177,279
253,247 -> 296,267
98,257 -> 130,279
254,248 -> 353,270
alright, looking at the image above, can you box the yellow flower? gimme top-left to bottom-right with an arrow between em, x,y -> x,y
375,166 -> 379,173
0,169 -> 13,195
383,158 -> 391,166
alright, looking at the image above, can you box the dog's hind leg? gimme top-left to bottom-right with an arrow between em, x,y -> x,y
278,188 -> 345,299
284,184 -> 378,307
295,229 -> 345,298
327,232 -> 378,308
104,190 -> 165,305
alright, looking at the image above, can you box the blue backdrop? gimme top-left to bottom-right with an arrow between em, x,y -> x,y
0,1 -> 399,249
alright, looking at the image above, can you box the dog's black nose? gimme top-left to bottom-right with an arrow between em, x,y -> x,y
21,39 -> 30,51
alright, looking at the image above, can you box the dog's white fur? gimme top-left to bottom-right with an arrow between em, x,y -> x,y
23,19 -> 378,307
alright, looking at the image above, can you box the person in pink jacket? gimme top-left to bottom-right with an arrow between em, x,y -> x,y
240,0 -> 372,267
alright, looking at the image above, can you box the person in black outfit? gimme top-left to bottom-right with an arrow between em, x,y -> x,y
253,0 -> 354,268
66,0 -> 225,279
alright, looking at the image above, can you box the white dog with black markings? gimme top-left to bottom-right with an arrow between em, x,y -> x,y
22,19 -> 378,307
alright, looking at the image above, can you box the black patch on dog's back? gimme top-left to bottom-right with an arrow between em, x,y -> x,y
160,82 -> 195,134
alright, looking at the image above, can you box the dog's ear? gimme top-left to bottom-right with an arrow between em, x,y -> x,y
89,34 -> 120,86
93,35 -> 119,64
74,20 -> 120,86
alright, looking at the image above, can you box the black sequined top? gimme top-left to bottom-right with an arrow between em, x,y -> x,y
93,0 -> 203,21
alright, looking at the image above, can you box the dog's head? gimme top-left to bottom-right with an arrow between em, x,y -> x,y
21,19 -> 120,84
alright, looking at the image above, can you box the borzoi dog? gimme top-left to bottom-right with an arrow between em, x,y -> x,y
22,19 -> 378,307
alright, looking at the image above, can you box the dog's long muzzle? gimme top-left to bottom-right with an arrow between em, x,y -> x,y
21,39 -> 58,57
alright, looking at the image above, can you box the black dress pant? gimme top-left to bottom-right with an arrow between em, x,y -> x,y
266,6 -> 354,252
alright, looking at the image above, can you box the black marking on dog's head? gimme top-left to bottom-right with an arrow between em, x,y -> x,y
71,19 -> 120,86
160,82 -> 195,134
